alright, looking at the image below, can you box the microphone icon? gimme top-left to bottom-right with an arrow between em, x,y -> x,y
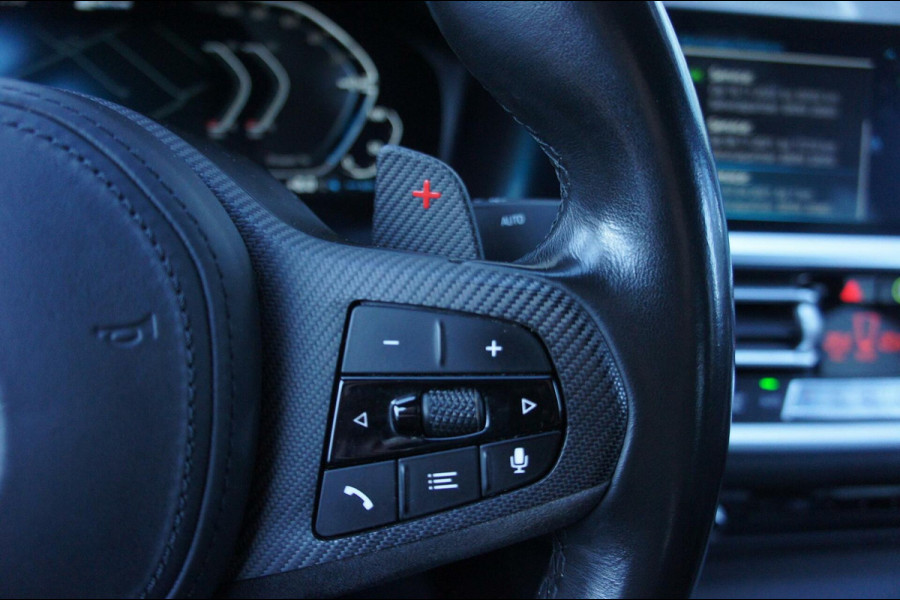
510,447 -> 529,474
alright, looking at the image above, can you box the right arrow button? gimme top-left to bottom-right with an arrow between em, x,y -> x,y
521,397 -> 537,415
483,378 -> 562,437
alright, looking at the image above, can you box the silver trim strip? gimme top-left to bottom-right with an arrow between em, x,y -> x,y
730,232 -> 900,270
782,378 -> 900,421
733,285 -> 822,369
796,301 -> 824,352
734,286 -> 819,304
665,1 -> 900,26
731,422 -> 900,452
735,349 -> 818,369
682,45 -> 874,70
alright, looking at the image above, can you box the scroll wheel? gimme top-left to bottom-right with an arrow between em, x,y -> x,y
421,388 -> 485,437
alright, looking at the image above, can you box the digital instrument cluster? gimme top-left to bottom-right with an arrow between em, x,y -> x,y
0,1 -> 439,199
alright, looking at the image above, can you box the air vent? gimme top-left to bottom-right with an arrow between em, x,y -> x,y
735,287 -> 823,369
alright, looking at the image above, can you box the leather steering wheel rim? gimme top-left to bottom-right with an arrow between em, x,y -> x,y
425,2 -> 734,595
0,1 -> 732,597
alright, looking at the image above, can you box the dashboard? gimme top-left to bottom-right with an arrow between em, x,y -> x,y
6,2 -> 900,228
4,1 -> 900,597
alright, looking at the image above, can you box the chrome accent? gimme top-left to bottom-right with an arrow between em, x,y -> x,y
731,422 -> 900,452
795,301 -> 824,354
734,350 -> 819,369
682,45 -> 874,70
730,232 -> 900,270
665,1 -> 900,26
735,349 -> 818,369
734,287 -> 818,304
782,378 -> 900,421
733,285 -> 822,369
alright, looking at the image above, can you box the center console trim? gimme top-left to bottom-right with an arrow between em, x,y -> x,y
730,231 -> 900,453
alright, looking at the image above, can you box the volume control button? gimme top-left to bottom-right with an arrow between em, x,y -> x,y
441,312 -> 551,374
342,306 -> 441,374
341,304 -> 552,375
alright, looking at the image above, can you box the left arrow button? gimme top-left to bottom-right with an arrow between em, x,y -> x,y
328,380 -> 404,464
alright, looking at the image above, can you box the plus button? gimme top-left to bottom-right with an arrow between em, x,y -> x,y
485,340 -> 503,358
412,179 -> 441,210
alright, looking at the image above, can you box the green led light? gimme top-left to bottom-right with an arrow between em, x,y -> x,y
759,377 -> 780,392
892,277 -> 900,305
690,67 -> 706,84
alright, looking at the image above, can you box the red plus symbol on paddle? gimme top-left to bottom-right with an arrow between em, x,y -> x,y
412,179 -> 441,210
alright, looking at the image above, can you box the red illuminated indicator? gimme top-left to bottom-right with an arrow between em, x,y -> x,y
840,279 -> 865,303
823,330 -> 854,363
852,312 -> 881,363
880,331 -> 900,353
823,310 -> 900,364
412,179 -> 441,210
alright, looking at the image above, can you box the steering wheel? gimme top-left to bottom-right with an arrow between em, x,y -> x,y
0,1 -> 732,597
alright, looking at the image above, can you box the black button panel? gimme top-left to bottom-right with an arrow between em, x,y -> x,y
341,304 -> 552,375
316,433 -> 562,538
328,377 -> 562,464
318,304 -> 565,537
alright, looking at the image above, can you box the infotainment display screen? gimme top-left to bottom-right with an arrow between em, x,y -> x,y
668,8 -> 900,233
684,47 -> 874,224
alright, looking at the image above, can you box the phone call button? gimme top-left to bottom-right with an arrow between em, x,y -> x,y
316,461 -> 398,537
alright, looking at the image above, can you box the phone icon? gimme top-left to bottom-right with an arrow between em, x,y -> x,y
343,485 -> 374,511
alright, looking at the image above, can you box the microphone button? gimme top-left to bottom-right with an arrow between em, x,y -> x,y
479,432 -> 562,497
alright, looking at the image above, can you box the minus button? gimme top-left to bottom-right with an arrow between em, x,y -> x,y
341,306 -> 445,374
